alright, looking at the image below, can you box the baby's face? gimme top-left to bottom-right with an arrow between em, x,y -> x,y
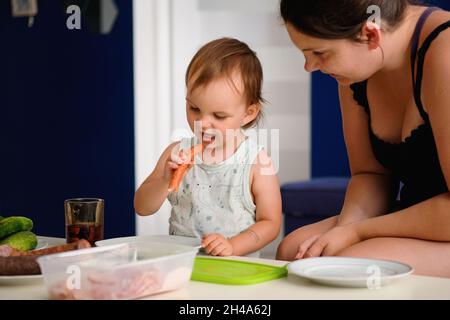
186,71 -> 256,149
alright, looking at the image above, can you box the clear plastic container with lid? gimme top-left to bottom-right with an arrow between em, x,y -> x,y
37,242 -> 198,300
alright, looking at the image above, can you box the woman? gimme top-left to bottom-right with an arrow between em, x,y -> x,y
276,0 -> 450,278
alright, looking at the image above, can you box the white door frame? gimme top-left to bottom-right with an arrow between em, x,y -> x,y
133,0 -> 172,235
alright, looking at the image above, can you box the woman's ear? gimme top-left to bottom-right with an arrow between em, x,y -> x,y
358,22 -> 382,50
242,103 -> 261,126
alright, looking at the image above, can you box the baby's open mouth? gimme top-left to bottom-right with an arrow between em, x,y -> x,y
202,132 -> 215,143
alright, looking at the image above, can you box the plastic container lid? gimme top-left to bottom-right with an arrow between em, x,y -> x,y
191,257 -> 287,285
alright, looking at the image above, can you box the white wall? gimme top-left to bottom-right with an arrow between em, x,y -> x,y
134,0 -> 310,235
133,0 -> 172,235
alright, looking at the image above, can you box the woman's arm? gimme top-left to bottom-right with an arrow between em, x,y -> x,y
338,173 -> 397,225
134,142 -> 179,216
303,192 -> 450,257
356,193 -> 450,241
336,85 -> 396,225
228,150 -> 282,256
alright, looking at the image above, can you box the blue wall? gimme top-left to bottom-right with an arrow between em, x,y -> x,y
430,0 -> 450,9
311,73 -> 350,178
0,1 -> 135,238
311,0 -> 450,178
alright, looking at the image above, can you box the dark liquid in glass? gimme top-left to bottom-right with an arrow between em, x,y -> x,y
66,223 -> 103,246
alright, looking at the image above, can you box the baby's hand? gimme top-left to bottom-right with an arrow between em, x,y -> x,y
202,233 -> 234,256
164,143 -> 189,182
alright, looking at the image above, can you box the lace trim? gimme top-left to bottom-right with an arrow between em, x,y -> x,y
370,123 -> 429,146
349,81 -> 431,147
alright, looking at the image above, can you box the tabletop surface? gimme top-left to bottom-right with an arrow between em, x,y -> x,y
1,237 -> 450,300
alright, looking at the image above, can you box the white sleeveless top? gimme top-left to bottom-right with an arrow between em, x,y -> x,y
167,137 -> 263,240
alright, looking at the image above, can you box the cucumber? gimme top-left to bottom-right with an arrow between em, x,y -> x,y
0,231 -> 38,251
0,216 -> 33,239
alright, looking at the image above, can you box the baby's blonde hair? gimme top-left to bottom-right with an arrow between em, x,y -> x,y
185,37 -> 265,129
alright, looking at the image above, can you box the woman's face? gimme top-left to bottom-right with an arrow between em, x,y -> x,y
286,23 -> 381,85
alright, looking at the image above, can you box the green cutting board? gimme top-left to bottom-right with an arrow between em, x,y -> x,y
191,257 -> 288,285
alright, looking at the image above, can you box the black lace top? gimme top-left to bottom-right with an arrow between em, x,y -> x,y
349,8 -> 450,209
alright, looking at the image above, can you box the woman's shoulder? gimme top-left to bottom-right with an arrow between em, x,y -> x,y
419,10 -> 450,51
419,10 -> 450,110
427,9 -> 450,26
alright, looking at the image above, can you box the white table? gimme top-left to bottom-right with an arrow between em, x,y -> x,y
1,237 -> 450,300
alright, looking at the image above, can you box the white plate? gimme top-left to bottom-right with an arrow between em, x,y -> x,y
95,234 -> 202,248
287,257 -> 413,288
0,237 -> 49,286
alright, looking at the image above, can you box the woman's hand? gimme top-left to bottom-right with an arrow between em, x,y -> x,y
299,224 -> 362,258
202,233 -> 234,256
295,234 -> 322,260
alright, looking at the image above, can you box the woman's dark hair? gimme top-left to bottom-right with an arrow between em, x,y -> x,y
280,0 -> 421,40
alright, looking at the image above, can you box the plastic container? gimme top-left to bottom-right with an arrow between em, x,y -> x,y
37,242 -> 198,300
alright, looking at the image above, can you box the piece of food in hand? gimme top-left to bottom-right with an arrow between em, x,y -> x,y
0,231 -> 37,251
168,143 -> 204,192
0,216 -> 33,239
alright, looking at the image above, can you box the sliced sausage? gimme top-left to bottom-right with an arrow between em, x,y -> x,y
0,256 -> 40,275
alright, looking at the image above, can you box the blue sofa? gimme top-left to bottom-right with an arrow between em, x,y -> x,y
281,177 -> 350,235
